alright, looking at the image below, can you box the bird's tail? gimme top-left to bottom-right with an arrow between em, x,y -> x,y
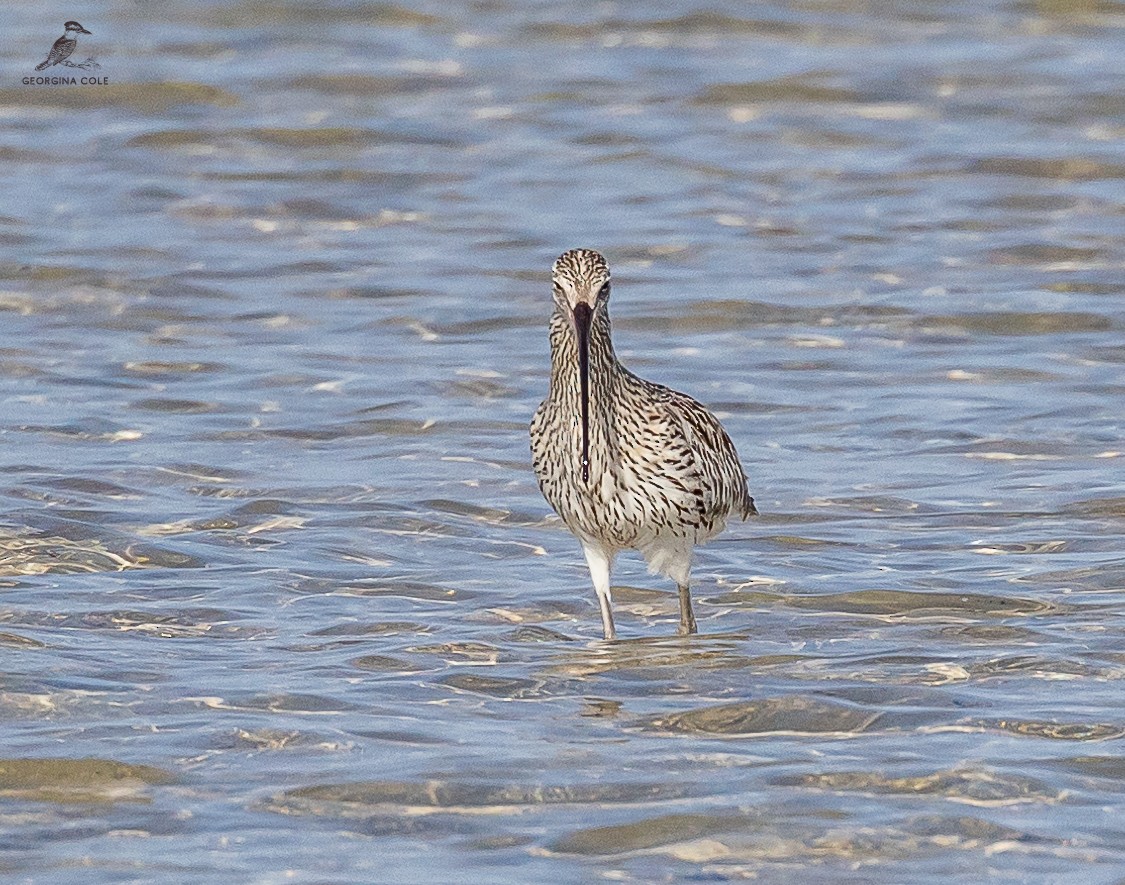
35,60 -> 49,71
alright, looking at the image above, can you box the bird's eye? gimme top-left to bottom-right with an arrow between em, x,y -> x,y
597,282 -> 610,299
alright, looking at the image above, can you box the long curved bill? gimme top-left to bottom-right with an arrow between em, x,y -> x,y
572,301 -> 592,483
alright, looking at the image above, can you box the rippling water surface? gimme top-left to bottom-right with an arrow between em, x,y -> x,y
2,1 -> 1124,881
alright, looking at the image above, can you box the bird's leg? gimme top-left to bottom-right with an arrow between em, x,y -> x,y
677,584 -> 697,635
581,544 -> 616,641
598,591 -> 616,641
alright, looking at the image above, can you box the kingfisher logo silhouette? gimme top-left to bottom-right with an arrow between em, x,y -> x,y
35,20 -> 99,71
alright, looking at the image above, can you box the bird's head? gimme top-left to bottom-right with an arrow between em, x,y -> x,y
64,21 -> 92,35
551,248 -> 611,324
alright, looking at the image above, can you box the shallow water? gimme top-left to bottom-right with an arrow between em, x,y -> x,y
2,1 -> 1124,881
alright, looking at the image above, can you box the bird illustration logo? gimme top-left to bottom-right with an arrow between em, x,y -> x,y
35,21 -> 96,71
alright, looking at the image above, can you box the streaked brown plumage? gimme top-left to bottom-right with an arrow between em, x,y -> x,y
530,249 -> 756,639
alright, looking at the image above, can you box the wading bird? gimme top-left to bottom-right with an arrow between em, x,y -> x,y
530,249 -> 756,640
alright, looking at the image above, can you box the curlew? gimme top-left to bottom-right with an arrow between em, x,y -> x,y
530,248 -> 756,640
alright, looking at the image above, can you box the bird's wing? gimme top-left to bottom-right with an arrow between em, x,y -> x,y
662,390 -> 754,520
41,37 -> 72,67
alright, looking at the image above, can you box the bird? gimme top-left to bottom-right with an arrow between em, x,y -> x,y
35,21 -> 92,71
530,248 -> 756,640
